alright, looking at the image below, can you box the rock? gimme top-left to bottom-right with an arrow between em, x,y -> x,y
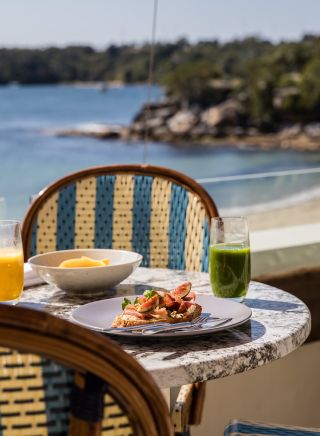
141,100 -> 179,111
98,126 -> 125,139
279,124 -> 302,139
153,107 -> 177,120
247,127 -> 259,136
120,127 -> 130,140
151,126 -> 173,141
130,121 -> 144,134
54,123 -> 123,139
167,110 -> 198,135
304,123 -> 320,138
134,106 -> 176,123
190,124 -> 209,137
131,117 -> 166,136
144,117 -> 164,129
190,124 -> 219,138
133,100 -> 179,123
201,99 -> 242,127
224,126 -> 246,137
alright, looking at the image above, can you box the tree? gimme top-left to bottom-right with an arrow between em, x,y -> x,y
299,58 -> 320,115
162,61 -> 222,106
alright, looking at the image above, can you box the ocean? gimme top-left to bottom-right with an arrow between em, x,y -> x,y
1,84 -> 320,220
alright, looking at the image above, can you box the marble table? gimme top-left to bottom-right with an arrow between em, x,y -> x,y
20,267 -> 311,390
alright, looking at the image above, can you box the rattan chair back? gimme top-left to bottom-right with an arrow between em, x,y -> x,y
22,164 -> 218,271
0,304 -> 172,436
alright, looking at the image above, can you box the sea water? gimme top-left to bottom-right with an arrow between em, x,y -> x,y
0,84 -> 320,219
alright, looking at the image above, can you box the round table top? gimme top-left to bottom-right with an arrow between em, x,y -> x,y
21,267 -> 311,389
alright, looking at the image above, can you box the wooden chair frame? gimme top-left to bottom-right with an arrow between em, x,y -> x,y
0,304 -> 173,436
22,164 -> 218,260
20,164 -> 218,433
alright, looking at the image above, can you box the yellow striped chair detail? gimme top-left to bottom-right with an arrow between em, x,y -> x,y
0,347 -> 72,435
0,347 -> 133,436
0,305 -> 172,436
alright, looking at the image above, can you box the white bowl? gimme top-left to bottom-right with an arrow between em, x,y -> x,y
28,249 -> 142,292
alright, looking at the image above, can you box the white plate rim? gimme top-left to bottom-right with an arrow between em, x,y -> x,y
70,294 -> 252,339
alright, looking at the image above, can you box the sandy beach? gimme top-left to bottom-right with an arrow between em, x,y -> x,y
248,197 -> 320,230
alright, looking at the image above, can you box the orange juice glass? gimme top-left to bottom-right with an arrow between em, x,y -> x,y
0,221 -> 24,304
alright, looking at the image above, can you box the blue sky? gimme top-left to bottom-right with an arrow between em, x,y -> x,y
1,0 -> 320,47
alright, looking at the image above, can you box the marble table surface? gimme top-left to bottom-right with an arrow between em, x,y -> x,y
21,268 -> 311,389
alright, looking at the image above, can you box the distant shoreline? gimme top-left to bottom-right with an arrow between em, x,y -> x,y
2,80 -> 126,88
50,92 -> 320,152
51,124 -> 320,152
193,133 -> 320,152
4,82 -> 318,152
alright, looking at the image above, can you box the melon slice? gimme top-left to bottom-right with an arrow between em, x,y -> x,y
59,256 -> 109,268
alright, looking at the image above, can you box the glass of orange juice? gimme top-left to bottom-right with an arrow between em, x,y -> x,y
0,221 -> 24,304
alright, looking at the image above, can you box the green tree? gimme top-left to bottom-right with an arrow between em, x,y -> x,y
162,61 -> 222,106
299,58 -> 320,114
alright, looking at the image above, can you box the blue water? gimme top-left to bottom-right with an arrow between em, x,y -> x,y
1,84 -> 320,219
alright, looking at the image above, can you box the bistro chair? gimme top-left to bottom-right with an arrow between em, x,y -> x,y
224,419 -> 320,435
21,164 -> 219,435
0,304 -> 172,436
22,164 -> 218,271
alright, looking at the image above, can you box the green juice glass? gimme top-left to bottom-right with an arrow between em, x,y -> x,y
209,217 -> 251,302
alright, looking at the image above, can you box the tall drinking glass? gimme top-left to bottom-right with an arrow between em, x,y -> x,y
210,217 -> 250,302
0,221 -> 24,304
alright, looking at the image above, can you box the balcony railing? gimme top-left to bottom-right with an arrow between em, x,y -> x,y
197,167 -> 320,219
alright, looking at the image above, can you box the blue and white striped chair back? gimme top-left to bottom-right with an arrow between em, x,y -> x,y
23,165 -> 218,272
225,419 -> 320,435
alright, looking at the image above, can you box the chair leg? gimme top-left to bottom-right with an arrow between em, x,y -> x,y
189,382 -> 206,426
174,430 -> 191,436
171,382 -> 207,435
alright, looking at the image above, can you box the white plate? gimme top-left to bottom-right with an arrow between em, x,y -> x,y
28,249 -> 142,292
70,294 -> 252,338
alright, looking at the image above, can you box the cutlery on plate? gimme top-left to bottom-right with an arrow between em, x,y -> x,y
176,317 -> 233,333
140,314 -> 210,333
101,314 -> 209,333
141,316 -> 232,335
99,323 -> 170,333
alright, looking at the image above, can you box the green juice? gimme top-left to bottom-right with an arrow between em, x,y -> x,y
209,243 -> 251,299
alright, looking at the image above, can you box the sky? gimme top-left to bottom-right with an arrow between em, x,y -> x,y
1,0 -> 320,48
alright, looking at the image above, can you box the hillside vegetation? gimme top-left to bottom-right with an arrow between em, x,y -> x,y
2,36 -> 320,129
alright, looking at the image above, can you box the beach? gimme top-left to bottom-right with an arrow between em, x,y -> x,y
248,197 -> 320,230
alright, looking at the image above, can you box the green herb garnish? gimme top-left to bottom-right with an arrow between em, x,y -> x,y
121,297 -> 131,310
143,289 -> 156,299
133,297 -> 139,305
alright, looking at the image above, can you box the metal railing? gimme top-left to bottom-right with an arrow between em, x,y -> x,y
196,167 -> 320,216
197,166 -> 320,184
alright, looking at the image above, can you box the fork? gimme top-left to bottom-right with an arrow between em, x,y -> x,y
141,316 -> 232,335
101,314 -> 209,333
139,314 -> 210,334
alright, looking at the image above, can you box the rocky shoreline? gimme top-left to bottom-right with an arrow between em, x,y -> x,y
53,99 -> 320,151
